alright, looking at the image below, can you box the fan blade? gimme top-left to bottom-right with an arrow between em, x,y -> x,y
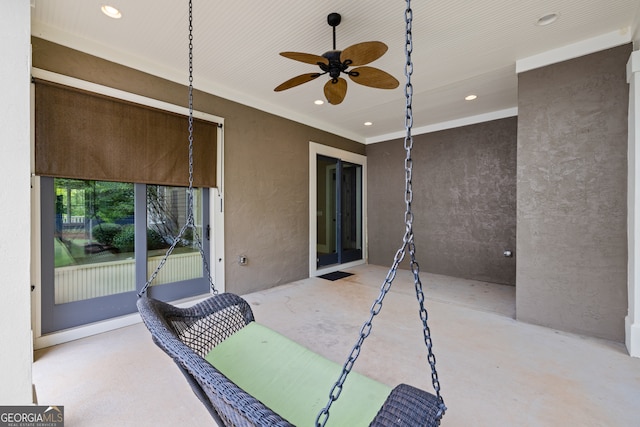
349,66 -> 399,89
279,52 -> 329,66
341,41 -> 388,66
324,78 -> 347,105
274,73 -> 321,92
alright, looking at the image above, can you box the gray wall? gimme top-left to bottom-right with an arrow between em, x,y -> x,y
367,117 -> 517,285
32,37 -> 365,296
517,44 -> 630,342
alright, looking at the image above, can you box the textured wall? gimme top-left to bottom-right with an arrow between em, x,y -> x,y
517,44 -> 630,342
220,101 -> 364,294
367,117 -> 517,285
32,38 -> 365,295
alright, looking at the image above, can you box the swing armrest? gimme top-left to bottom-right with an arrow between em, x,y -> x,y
139,293 -> 255,357
370,383 -> 445,427
137,294 -> 294,426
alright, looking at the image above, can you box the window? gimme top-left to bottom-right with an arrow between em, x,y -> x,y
54,179 -> 135,303
146,185 -> 204,286
42,178 -> 210,333
34,77 -> 221,335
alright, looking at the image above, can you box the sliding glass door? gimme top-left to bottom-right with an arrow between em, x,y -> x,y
316,155 -> 363,268
41,177 -> 211,333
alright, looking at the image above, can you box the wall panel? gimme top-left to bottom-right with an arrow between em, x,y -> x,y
367,117 -> 517,285
517,44 -> 630,341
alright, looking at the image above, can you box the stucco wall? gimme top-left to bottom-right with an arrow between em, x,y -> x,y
517,44 -> 630,342
367,117 -> 517,285
31,38 -> 364,296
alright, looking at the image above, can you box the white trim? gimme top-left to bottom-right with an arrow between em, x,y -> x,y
30,176 -> 42,342
627,50 -> 640,357
31,68 -> 224,126
626,318 -> 640,358
516,28 -> 632,74
309,142 -> 367,278
212,186 -> 225,293
33,294 -> 210,350
210,122 -> 225,293
629,49 -> 640,82
30,83 -> 41,341
315,260 -> 366,277
366,107 -> 518,145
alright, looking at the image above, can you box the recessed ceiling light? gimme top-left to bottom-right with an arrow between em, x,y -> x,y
314,100 -> 324,105
101,5 -> 122,19
536,13 -> 558,26
465,94 -> 477,101
364,122 -> 373,126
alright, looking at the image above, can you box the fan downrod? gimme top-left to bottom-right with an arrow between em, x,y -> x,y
328,13 -> 341,50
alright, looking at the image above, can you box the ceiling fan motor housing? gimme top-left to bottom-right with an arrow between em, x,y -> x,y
321,50 -> 347,81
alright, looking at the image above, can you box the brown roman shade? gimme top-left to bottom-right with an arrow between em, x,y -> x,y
34,79 -> 217,188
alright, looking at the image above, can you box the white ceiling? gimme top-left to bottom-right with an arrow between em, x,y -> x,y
31,1 -> 640,144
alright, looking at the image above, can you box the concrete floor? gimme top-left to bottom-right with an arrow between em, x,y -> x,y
33,264 -> 640,426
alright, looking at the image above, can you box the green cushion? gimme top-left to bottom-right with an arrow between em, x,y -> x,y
205,322 -> 391,427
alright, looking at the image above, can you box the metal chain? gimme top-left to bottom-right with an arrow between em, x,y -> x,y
315,1 -> 444,424
139,0 -> 216,297
403,2 -> 445,419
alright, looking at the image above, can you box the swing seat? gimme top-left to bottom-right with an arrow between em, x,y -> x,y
137,293 -> 444,426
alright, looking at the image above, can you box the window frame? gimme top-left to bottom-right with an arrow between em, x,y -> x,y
40,178 -> 211,334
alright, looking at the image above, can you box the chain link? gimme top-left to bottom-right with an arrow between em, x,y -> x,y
139,0 -> 216,297
315,1 -> 445,424
402,1 -> 444,417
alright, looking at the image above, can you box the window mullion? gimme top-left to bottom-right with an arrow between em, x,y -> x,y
134,183 -> 148,295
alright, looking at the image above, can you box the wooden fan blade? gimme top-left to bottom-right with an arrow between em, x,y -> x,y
274,73 -> 321,92
341,41 -> 388,66
349,66 -> 399,89
279,52 -> 329,66
324,78 -> 347,105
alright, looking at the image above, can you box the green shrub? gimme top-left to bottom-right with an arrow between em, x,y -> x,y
147,228 -> 167,250
112,225 -> 168,253
92,223 -> 122,246
112,225 -> 135,253
182,227 -> 194,243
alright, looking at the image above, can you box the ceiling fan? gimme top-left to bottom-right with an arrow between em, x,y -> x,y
274,12 -> 399,105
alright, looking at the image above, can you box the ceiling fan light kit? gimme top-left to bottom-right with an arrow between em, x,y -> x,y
274,12 -> 399,105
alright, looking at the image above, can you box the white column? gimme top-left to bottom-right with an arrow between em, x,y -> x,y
627,49 -> 640,357
0,0 -> 34,402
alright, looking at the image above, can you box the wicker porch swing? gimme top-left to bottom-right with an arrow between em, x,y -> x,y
137,1 -> 446,425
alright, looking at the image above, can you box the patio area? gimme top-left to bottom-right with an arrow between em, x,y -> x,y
33,264 -> 640,426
